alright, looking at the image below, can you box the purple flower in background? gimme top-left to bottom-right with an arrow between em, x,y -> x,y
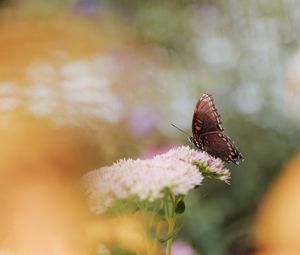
127,104 -> 159,136
139,143 -> 179,159
171,240 -> 197,255
73,0 -> 101,15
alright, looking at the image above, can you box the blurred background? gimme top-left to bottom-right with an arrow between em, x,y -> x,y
1,0 -> 300,254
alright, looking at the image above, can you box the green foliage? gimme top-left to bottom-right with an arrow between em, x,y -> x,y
175,199 -> 186,214
110,246 -> 135,255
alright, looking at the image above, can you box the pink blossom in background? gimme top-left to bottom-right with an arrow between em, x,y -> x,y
0,252 -> 15,255
171,240 -> 197,255
139,143 -> 180,159
127,104 -> 159,136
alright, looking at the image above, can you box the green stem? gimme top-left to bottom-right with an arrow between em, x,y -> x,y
166,218 -> 175,255
166,193 -> 177,255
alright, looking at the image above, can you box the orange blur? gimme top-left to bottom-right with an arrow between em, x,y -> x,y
0,6 -> 162,254
254,150 -> 300,254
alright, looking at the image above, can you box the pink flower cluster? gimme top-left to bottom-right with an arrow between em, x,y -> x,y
171,240 -> 197,255
83,146 -> 230,213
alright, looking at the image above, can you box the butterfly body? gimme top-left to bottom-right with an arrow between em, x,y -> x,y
190,93 -> 243,165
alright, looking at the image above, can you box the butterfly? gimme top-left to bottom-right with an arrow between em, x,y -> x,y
173,93 -> 243,165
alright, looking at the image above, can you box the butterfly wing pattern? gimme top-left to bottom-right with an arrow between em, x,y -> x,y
191,93 -> 243,165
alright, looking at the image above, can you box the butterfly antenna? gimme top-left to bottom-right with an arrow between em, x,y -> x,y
171,124 -> 191,138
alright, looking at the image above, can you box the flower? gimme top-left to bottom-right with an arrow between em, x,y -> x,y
157,146 -> 230,183
127,104 -> 159,136
83,146 -> 230,213
171,240 -> 197,255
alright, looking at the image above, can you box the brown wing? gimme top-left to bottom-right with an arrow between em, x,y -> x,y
192,93 -> 223,141
201,132 -> 243,165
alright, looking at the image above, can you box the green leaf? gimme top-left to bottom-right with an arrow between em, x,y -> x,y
158,208 -> 165,216
175,200 -> 185,214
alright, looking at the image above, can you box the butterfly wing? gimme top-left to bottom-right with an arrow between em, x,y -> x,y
191,92 -> 243,164
192,93 -> 223,141
202,132 -> 243,165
